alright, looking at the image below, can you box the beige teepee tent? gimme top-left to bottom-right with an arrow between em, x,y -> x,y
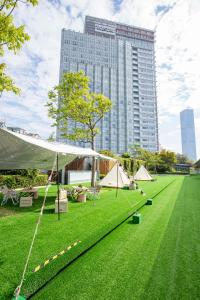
100,163 -> 130,188
134,165 -> 153,181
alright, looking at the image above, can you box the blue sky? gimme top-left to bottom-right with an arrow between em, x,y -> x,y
113,0 -> 123,12
2,0 -> 200,156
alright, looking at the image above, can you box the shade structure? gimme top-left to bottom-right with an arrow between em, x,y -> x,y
134,165 -> 153,181
0,128 -> 113,170
100,163 -> 130,188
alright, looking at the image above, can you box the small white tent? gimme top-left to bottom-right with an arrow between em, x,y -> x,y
134,165 -> 153,181
100,163 -> 130,188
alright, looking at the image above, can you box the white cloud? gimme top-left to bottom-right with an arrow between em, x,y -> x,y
1,0 -> 200,157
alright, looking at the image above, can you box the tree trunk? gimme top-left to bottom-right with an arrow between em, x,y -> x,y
91,138 -> 96,187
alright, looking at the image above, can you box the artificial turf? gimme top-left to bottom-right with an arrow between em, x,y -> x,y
0,176 -> 177,299
31,175 -> 200,300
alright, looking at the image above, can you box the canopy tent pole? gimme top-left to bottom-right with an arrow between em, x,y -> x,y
94,157 -> 99,186
56,153 -> 60,221
96,157 -> 100,184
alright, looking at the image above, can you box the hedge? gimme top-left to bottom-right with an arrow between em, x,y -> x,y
0,175 -> 48,189
118,157 -> 145,175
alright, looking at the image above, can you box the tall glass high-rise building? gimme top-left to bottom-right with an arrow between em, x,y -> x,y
180,108 -> 197,161
58,16 -> 159,153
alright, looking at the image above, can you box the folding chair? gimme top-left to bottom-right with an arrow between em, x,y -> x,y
87,186 -> 101,200
0,185 -> 19,206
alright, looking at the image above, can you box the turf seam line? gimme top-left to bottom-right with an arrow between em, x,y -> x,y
151,179 -> 176,200
28,179 -> 176,299
32,240 -> 81,273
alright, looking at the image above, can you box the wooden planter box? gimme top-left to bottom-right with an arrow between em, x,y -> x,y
20,197 -> 33,207
55,199 -> 68,213
59,190 -> 67,200
77,194 -> 86,203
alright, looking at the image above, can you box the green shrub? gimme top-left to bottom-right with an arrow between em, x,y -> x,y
0,169 -> 39,176
121,152 -> 131,158
0,175 -> 48,188
0,175 -> 15,188
34,175 -> 48,186
118,157 -> 145,175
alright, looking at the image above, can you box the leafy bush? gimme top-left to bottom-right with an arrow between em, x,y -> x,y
0,175 -> 48,188
118,157 -> 145,175
0,169 -> 39,176
121,152 -> 131,158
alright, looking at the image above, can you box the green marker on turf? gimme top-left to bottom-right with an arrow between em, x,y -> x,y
12,295 -> 26,300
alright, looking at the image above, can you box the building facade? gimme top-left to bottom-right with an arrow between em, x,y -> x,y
180,108 -> 197,161
58,16 -> 159,153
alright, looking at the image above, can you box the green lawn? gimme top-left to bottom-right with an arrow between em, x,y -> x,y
0,176 -> 174,299
32,175 -> 200,300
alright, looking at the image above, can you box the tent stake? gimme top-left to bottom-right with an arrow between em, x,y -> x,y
56,153 -> 60,221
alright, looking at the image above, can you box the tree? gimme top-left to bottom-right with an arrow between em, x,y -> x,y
99,150 -> 115,158
0,0 -> 38,95
176,153 -> 191,164
47,71 -> 112,186
47,132 -> 56,142
158,149 -> 177,172
131,145 -> 153,168
121,152 -> 131,158
130,143 -> 141,158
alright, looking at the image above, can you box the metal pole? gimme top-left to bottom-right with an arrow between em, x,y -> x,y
116,162 -> 119,198
56,153 -> 60,221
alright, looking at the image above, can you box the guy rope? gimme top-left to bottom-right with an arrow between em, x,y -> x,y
13,154 -> 57,300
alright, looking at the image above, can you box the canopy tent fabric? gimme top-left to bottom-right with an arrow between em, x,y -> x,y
134,165 -> 153,181
0,128 -> 114,170
193,159 -> 200,168
100,163 -> 130,188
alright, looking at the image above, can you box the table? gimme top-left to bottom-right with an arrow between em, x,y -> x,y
21,188 -> 38,200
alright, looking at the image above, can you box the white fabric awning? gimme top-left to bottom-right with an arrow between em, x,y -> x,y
0,128 -> 114,170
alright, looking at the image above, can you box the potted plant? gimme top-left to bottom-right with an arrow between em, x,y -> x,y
77,190 -> 87,203
73,185 -> 88,203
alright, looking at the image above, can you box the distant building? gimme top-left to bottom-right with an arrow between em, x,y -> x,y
180,108 -> 197,161
7,126 -> 40,139
7,127 -> 27,135
174,163 -> 191,173
26,132 -> 40,139
58,16 -> 158,154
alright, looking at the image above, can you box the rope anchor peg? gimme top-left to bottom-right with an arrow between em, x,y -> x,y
12,287 -> 26,300
12,295 -> 26,300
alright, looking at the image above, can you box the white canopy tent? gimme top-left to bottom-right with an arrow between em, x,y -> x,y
134,165 -> 153,181
0,128 -> 113,170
